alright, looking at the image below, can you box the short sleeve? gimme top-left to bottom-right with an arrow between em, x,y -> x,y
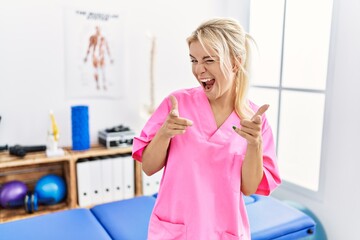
132,96 -> 171,162
255,115 -> 282,195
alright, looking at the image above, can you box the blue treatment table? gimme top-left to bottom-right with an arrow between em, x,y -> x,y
245,195 -> 316,239
0,195 -> 315,240
90,196 -> 155,240
0,208 -> 111,240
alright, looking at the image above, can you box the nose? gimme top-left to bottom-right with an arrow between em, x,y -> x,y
195,62 -> 206,74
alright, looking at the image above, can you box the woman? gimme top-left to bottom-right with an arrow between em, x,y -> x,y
132,17 -> 281,240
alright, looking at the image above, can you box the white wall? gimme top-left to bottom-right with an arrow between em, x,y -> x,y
0,0 -> 227,146
272,0 -> 360,239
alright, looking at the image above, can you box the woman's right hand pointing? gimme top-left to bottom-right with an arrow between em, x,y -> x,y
159,95 -> 193,138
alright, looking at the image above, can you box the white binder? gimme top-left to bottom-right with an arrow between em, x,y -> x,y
142,171 -> 153,196
123,154 -> 135,199
142,168 -> 163,196
76,158 -> 92,207
112,154 -> 124,201
100,155 -> 113,203
88,157 -> 103,205
152,168 -> 163,195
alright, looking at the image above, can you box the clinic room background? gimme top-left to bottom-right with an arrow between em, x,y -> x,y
0,0 -> 359,239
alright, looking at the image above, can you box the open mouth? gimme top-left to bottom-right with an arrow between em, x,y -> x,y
200,78 -> 215,91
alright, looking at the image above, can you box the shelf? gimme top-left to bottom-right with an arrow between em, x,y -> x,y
67,145 -> 132,158
0,145 -> 135,223
0,158 -> 72,223
0,151 -> 71,168
0,202 -> 69,223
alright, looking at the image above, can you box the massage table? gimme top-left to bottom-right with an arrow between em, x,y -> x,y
0,195 -> 316,239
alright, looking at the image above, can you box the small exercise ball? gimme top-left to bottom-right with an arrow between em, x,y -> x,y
35,174 -> 66,205
0,180 -> 28,208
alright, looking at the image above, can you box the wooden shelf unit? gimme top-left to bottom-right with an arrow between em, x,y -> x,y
0,145 -> 140,223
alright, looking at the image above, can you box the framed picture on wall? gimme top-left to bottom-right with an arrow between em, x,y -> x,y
64,8 -> 125,99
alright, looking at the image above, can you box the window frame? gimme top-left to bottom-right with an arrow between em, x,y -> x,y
248,0 -> 336,200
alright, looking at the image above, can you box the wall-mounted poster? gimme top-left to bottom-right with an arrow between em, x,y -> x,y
64,9 -> 125,98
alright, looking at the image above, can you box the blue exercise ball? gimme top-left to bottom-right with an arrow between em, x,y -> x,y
35,174 -> 66,205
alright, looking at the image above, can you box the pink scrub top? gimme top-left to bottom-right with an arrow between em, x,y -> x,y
132,87 -> 281,240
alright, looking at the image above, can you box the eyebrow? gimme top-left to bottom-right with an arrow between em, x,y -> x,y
189,54 -> 217,60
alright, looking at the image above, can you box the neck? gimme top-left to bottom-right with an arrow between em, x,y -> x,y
208,87 -> 236,111
208,88 -> 236,128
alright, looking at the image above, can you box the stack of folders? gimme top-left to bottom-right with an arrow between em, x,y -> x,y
142,168 -> 164,196
76,153 -> 135,207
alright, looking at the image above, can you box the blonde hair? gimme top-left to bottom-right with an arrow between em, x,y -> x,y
187,18 -> 254,119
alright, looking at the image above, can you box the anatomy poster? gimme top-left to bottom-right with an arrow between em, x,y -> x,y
64,9 -> 125,98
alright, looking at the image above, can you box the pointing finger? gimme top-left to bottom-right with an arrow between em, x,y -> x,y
251,104 -> 269,122
169,95 -> 179,117
168,95 -> 193,125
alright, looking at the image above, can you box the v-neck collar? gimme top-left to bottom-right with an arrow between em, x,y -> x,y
195,88 -> 239,144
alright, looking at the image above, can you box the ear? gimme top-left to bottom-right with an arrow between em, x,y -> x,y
232,57 -> 241,72
232,64 -> 238,72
